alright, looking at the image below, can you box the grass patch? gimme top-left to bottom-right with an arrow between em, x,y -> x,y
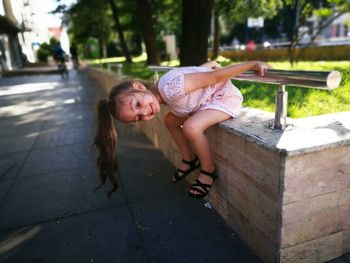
91,57 -> 350,118
251,61 -> 350,118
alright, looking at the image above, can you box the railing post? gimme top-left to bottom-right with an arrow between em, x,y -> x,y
154,71 -> 159,83
274,84 -> 288,130
117,64 -> 122,76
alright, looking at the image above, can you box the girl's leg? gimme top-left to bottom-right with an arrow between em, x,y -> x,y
182,109 -> 231,195
164,112 -> 196,179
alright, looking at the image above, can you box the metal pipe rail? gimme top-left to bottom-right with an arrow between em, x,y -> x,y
148,65 -> 342,130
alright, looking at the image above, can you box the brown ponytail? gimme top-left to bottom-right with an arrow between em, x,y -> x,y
93,80 -> 155,197
93,99 -> 118,198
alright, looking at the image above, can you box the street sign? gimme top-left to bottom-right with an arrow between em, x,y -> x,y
247,17 -> 264,28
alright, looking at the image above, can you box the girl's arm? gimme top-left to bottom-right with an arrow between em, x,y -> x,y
184,61 -> 270,95
200,60 -> 221,69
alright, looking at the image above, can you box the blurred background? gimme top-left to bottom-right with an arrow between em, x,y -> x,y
0,0 -> 349,117
1,0 -> 349,68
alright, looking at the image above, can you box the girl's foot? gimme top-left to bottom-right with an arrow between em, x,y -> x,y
188,169 -> 217,198
172,156 -> 200,183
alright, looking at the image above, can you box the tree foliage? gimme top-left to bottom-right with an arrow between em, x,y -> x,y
216,0 -> 283,25
68,0 -> 112,58
283,0 -> 350,64
210,0 -> 283,58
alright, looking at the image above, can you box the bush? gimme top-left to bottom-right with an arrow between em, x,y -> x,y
37,42 -> 51,62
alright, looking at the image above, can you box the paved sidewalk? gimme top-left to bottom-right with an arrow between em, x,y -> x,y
0,69 -> 348,263
0,69 -> 259,263
1,66 -> 59,77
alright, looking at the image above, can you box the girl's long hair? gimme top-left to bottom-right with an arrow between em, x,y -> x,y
93,80 -> 135,198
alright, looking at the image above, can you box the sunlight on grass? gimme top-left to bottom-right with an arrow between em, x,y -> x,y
270,61 -> 350,71
161,60 -> 180,67
88,57 -> 126,64
132,53 -> 148,63
237,61 -> 350,118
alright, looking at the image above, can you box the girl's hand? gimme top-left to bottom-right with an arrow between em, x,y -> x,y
252,62 -> 271,76
210,61 -> 221,69
200,60 -> 221,69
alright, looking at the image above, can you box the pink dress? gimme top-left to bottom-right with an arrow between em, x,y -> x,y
157,66 -> 243,118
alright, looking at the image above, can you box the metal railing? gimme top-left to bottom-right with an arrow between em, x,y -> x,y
148,65 -> 342,130
107,63 -> 123,75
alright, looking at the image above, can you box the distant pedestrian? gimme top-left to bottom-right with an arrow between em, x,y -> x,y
52,42 -> 68,78
52,42 -> 65,63
93,60 -> 271,198
70,44 -> 79,69
247,40 -> 256,52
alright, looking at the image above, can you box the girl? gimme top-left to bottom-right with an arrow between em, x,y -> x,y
94,61 -> 270,198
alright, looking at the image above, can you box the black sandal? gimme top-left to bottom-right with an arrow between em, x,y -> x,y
172,156 -> 200,183
188,169 -> 217,198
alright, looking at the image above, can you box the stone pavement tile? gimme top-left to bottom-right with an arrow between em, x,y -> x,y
42,105 -> 97,130
0,75 -> 61,86
0,151 -> 27,182
18,143 -> 96,178
131,196 -> 261,263
33,124 -> 95,149
0,116 -> 43,138
328,254 -> 350,263
0,134 -> 37,155
0,164 -> 124,230
0,182 -> 12,206
150,238 -> 260,263
0,80 -> 79,107
118,153 -> 185,203
116,125 -> 188,203
0,206 -> 148,263
35,82 -> 85,106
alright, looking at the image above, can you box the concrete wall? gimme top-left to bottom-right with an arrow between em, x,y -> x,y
88,67 -> 350,263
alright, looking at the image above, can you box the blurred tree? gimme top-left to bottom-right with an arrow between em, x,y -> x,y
284,0 -> 350,65
69,0 -> 112,58
136,0 -> 160,65
67,0 -> 179,63
211,0 -> 283,59
180,0 -> 213,66
150,0 -> 181,60
109,0 -> 132,62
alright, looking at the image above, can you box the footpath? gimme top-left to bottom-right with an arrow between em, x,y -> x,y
0,67 -> 348,263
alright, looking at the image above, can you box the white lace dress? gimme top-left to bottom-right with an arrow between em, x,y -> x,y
157,66 -> 243,118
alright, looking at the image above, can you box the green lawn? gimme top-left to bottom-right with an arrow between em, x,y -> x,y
238,61 -> 350,118
92,58 -> 350,119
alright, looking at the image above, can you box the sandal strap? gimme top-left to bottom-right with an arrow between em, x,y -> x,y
182,155 -> 198,167
173,156 -> 200,183
200,169 -> 217,180
191,179 -> 213,189
190,180 -> 210,194
190,186 -> 207,196
176,169 -> 186,174
173,169 -> 185,181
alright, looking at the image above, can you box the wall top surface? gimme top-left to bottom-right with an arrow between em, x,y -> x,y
220,108 -> 350,156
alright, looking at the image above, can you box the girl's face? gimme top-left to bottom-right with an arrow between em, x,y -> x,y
118,82 -> 161,122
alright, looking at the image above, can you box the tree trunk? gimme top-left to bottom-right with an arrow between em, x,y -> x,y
180,0 -> 213,66
211,10 -> 220,60
288,0 -> 300,66
109,0 -> 132,62
137,0 -> 160,65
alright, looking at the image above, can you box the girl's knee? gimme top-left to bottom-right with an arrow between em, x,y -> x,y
182,121 -> 202,140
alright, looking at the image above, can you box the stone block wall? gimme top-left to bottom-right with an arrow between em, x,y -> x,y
88,67 -> 350,263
